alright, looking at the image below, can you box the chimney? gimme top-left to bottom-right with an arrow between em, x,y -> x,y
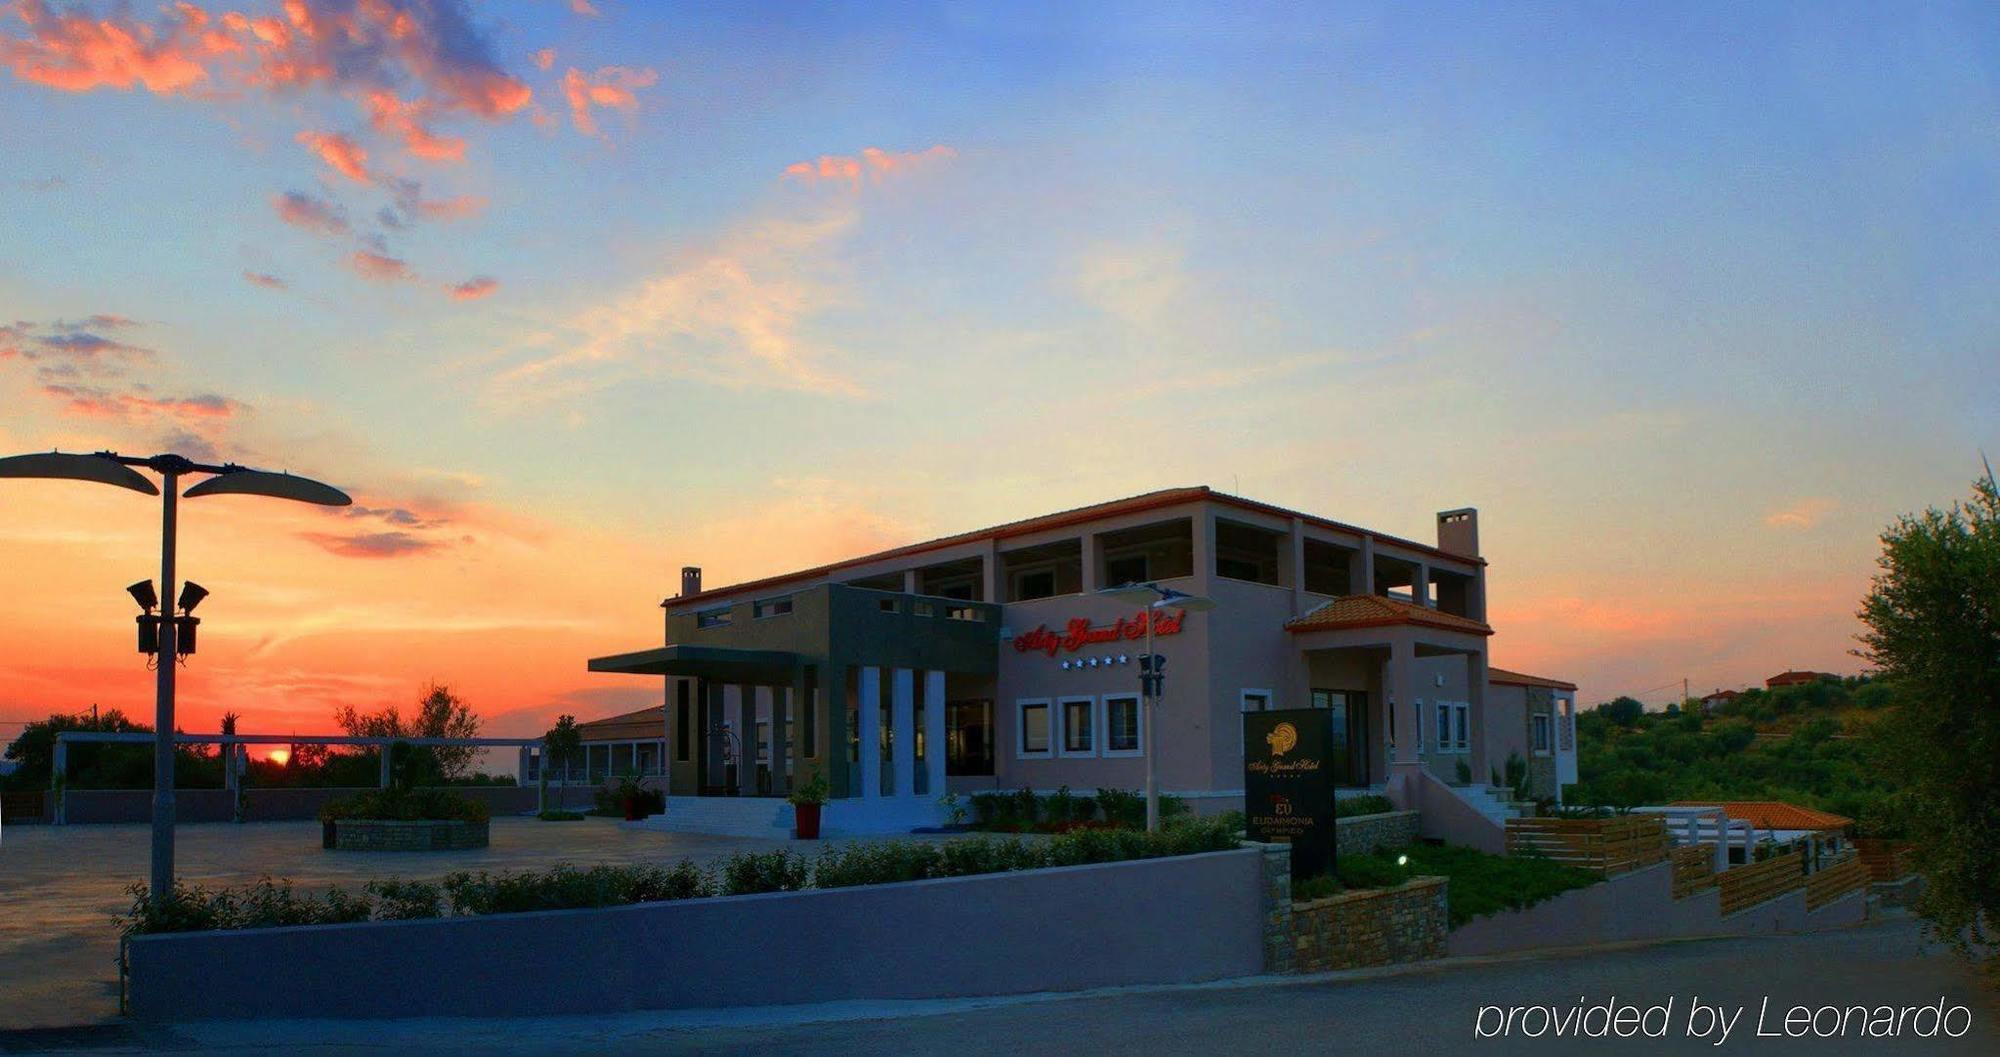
1436,508 -> 1479,558
680,566 -> 703,597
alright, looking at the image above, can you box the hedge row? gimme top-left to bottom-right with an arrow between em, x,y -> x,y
119,818 -> 1242,935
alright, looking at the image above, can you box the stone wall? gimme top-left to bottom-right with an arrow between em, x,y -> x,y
1334,810 -> 1419,857
329,819 -> 489,851
1290,877 -> 1449,973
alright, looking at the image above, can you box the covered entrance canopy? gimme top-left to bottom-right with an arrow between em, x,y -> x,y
588,645 -> 803,684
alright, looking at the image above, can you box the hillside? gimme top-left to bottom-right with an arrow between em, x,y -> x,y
1568,677 -> 1905,835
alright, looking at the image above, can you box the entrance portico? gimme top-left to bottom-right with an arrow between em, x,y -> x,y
1285,594 -> 1495,788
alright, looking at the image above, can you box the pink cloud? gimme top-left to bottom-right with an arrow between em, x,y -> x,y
415,193 -> 486,221
561,64 -> 656,136
271,189 -> 347,236
570,0 -> 599,16
41,383 -> 242,420
299,530 -> 441,559
242,270 -> 287,290
349,250 -> 414,283
530,47 -> 554,71
1764,498 -> 1837,531
296,129 -> 369,183
364,89 -> 466,162
449,275 -> 498,301
783,145 -> 957,186
0,0 -> 225,95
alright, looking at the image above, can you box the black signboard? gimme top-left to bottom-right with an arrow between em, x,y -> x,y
1243,708 -> 1335,880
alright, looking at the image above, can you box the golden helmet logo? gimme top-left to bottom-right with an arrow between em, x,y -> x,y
1265,721 -> 1298,757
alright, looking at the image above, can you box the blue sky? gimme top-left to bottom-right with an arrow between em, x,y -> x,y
1,0 -> 1995,730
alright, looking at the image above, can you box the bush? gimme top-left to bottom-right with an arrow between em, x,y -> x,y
444,862 -> 712,915
365,878 -> 443,920
538,809 -> 585,821
118,878 -> 375,937
1334,794 -> 1395,818
718,851 -> 809,895
813,841 -> 946,888
319,787 -> 489,824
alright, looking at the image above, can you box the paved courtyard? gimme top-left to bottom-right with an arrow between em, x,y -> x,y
0,817 -> 943,1031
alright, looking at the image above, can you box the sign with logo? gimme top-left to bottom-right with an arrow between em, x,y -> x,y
1011,608 -> 1185,658
1243,708 -> 1334,880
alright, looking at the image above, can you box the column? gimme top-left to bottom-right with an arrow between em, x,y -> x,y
736,685 -> 758,795
1466,650 -> 1488,783
924,670 -> 947,799
379,742 -> 393,787
1287,517 -> 1306,615
694,677 -> 711,791
902,568 -> 920,594
1190,509 -> 1213,590
1387,637 -> 1417,766
857,666 -> 882,799
981,540 -> 1001,602
892,668 -> 916,798
1081,531 -> 1101,592
1413,562 -> 1431,608
771,683 -> 790,795
51,739 -> 66,825
823,665 -> 851,797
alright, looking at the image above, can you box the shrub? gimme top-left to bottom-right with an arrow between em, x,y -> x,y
1334,794 -> 1395,818
1293,873 -> 1340,902
718,850 -> 809,895
118,878 -> 375,937
319,787 -> 489,824
1215,809 -> 1246,833
968,792 -> 1007,826
1095,787 -> 1144,828
365,878 -> 444,920
538,809 -> 585,821
443,862 -> 713,914
937,835 -> 1049,876
813,841 -> 945,888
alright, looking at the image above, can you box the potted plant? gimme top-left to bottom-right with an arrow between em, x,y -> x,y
613,773 -> 653,821
788,769 -> 829,839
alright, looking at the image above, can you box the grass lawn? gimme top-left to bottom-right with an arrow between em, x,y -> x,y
1293,843 -> 1601,927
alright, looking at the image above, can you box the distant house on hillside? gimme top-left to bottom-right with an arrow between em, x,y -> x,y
1765,670 -> 1838,689
1699,689 -> 1740,713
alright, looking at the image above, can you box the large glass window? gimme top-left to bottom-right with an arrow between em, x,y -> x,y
611,742 -> 635,777
1060,697 -> 1095,756
637,740 -> 662,776
1104,694 -> 1142,756
1017,699 -> 1051,758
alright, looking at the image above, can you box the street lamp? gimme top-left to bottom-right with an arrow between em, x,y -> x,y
1097,580 -> 1216,832
0,449 -> 350,902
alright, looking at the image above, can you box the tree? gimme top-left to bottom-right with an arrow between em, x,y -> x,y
1595,696 -> 1645,727
2,708 -> 146,788
541,715 -> 582,809
1858,473 -> 2000,959
334,683 -> 482,783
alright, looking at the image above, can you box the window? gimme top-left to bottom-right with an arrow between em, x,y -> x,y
1434,701 -> 1471,753
637,740 -> 662,776
1013,568 -> 1057,600
1240,689 -> 1272,713
753,596 -> 793,618
947,700 -> 995,776
755,721 -> 770,762
1532,713 -> 1552,754
878,597 -> 899,613
675,682 -> 691,762
913,600 -> 935,617
1016,699 -> 1052,758
696,607 -> 732,629
1104,694 -> 1142,756
947,605 -> 984,622
1103,553 -> 1148,587
1215,555 -> 1264,582
1059,696 -> 1096,756
611,742 -> 635,776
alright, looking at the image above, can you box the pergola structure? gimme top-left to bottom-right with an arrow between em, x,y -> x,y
48,730 -> 547,825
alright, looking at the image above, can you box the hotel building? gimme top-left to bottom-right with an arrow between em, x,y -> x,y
574,487 -> 1578,834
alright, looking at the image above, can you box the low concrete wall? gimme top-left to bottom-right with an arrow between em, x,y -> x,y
60,785 -> 578,824
1446,860 -> 1863,958
1386,765 -> 1506,855
330,819 -> 488,851
1291,877 -> 1447,973
1334,810 -> 1420,857
126,847 -> 1265,1022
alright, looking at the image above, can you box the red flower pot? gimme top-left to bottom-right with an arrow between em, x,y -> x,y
794,802 -> 822,840
623,797 -> 644,821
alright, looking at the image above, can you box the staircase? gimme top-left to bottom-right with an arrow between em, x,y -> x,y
630,796 -> 792,838
1452,785 -> 1524,827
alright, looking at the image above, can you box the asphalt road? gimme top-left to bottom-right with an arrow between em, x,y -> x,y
5,912 -> 1990,1056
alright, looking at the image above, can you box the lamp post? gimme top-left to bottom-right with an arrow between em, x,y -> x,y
0,450 -> 350,901
1096,581 -> 1215,831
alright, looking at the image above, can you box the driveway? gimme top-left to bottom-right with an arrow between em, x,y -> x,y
0,817 -> 941,1032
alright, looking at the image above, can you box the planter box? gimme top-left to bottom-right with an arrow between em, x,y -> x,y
327,819 -> 488,851
1289,876 -> 1448,973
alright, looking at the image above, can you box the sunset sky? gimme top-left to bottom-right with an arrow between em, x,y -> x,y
3,2 -> 1996,753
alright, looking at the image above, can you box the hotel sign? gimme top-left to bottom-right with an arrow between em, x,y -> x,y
1011,609 -> 1185,657
1243,708 -> 1334,880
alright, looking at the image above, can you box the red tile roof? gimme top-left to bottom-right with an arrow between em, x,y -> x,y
1488,666 -> 1577,691
1669,800 -> 1853,832
669,485 -> 1484,607
1766,670 -> 1837,687
1702,689 -> 1741,701
1284,594 -> 1494,637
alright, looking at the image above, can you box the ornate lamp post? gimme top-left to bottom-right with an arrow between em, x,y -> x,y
1096,581 -> 1216,831
0,450 -> 350,901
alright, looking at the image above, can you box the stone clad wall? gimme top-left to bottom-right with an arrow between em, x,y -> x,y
331,819 -> 489,851
1333,810 -> 1419,857
1290,877 -> 1449,973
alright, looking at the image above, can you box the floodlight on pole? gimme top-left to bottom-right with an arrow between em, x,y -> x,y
1096,580 -> 1216,831
0,449 -> 350,903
